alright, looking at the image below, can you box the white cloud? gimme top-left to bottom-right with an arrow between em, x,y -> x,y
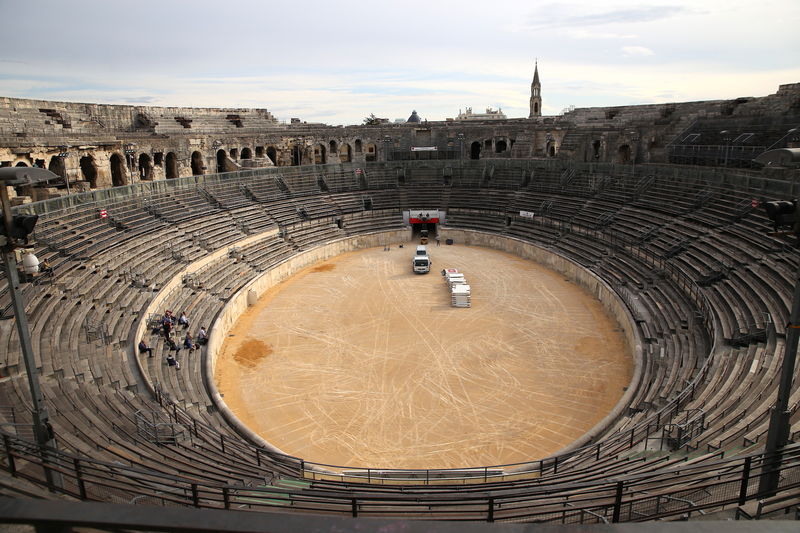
621,46 -> 655,57
566,29 -> 637,39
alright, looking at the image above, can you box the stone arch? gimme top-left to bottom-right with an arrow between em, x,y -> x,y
165,152 -> 178,179
495,140 -> 508,153
191,151 -> 204,175
241,147 -> 252,159
78,155 -> 99,187
329,140 -> 338,153
138,153 -> 153,180
314,144 -> 326,165
365,143 -> 376,162
618,144 -> 631,163
217,150 -> 228,173
470,141 -> 481,160
339,143 -> 352,163
592,140 -> 601,160
355,139 -> 362,153
267,146 -> 277,165
229,148 -> 238,160
47,156 -> 66,182
108,154 -> 125,187
14,161 -> 28,167
255,146 -> 264,158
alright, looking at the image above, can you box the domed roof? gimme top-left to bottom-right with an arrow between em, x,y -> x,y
407,110 -> 421,123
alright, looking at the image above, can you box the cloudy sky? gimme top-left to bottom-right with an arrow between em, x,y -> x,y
0,0 -> 797,125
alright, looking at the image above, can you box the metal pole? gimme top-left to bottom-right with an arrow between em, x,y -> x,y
758,262 -> 800,496
0,187 -> 58,480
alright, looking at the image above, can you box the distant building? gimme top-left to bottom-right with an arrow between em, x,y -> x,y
454,107 -> 507,121
407,110 -> 422,123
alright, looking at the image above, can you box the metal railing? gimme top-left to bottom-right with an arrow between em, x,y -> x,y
0,430 -> 799,523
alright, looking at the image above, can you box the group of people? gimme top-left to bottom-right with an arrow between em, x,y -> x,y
139,309 -> 209,370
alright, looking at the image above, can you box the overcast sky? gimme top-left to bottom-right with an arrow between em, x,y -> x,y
0,0 -> 797,125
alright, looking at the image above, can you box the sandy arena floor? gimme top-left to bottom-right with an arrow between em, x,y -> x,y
215,242 -> 632,469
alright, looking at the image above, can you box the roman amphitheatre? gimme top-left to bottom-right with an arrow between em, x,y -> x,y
0,77 -> 799,528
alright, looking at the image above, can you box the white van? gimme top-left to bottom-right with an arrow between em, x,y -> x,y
416,245 -> 428,256
413,255 -> 431,274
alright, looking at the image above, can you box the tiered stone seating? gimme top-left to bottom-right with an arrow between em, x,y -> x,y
1,160 -> 799,524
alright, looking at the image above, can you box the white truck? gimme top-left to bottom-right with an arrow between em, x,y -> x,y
412,245 -> 431,274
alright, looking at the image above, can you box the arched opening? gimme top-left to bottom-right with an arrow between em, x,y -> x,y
267,146 -> 277,165
314,144 -> 326,165
255,146 -> 264,158
217,149 -> 228,173
14,161 -> 28,167
495,140 -> 508,153
191,151 -> 204,175
329,140 -> 338,154
618,144 -> 631,163
229,148 -> 238,160
291,145 -> 302,166
108,154 -> 124,187
548,145 -> 556,157
339,143 -> 352,163
592,140 -> 601,160
355,139 -> 362,153
47,156 -> 66,180
534,102 -> 539,114
165,152 -> 178,179
138,153 -> 153,180
78,155 -> 98,187
241,147 -> 252,159
470,142 -> 481,160
365,143 -> 376,162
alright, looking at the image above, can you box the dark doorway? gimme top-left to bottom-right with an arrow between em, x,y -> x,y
267,146 -> 277,165
47,156 -> 66,180
618,144 -> 631,163
138,153 -> 153,180
80,155 -> 99,187
470,142 -> 481,160
229,148 -> 238,160
292,145 -> 302,166
495,140 -> 507,153
241,147 -> 252,159
217,150 -> 227,173
108,154 -> 124,187
355,139 -> 362,153
191,151 -> 204,175
14,161 -> 28,167
165,152 -> 178,179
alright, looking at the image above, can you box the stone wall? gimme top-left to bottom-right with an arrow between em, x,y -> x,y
0,82 -> 797,194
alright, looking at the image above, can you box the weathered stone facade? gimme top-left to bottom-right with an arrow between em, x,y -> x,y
0,82 -> 798,198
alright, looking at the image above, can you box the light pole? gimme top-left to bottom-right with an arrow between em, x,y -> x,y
124,143 -> 137,185
630,131 -> 640,176
57,148 -> 69,195
0,168 -> 59,476
720,130 -> 731,167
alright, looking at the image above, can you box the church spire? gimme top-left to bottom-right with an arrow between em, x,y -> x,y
529,60 -> 542,118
